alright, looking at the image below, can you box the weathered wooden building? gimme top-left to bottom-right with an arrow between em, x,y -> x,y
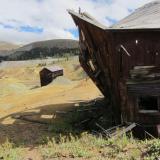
68,1 -> 160,136
40,66 -> 63,86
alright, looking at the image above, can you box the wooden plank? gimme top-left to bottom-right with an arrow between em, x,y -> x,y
111,123 -> 136,138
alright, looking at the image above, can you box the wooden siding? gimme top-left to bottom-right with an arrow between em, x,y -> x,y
69,11 -> 160,133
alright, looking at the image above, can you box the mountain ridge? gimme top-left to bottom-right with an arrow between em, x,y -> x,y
0,39 -> 79,61
0,41 -> 20,57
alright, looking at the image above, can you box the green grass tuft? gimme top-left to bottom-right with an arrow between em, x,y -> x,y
0,139 -> 24,160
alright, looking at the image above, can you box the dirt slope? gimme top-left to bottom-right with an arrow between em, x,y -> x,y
0,57 -> 102,118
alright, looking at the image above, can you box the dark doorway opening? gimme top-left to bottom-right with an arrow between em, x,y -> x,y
138,96 -> 159,111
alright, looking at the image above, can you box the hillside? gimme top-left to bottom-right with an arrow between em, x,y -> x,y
17,39 -> 79,51
6,39 -> 79,61
0,41 -> 20,57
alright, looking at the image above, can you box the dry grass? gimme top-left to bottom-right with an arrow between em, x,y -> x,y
0,107 -> 159,160
0,132 -> 159,160
0,57 -> 159,159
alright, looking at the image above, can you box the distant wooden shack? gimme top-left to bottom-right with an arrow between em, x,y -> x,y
40,66 -> 63,86
68,1 -> 160,137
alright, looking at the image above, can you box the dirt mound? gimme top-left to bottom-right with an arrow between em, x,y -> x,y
51,76 -> 73,85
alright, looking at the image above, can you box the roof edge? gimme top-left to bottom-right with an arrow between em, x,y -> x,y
68,9 -> 160,32
67,9 -> 107,30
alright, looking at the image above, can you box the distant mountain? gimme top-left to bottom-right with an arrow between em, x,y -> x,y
6,39 -> 79,60
0,41 -> 20,57
0,41 -> 20,51
17,39 -> 79,51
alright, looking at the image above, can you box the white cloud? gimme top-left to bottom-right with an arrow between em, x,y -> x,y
0,0 -> 154,44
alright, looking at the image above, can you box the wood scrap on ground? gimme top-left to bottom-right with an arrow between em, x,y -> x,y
12,115 -> 51,125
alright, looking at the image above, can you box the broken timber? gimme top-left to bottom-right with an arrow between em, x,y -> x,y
96,123 -> 136,139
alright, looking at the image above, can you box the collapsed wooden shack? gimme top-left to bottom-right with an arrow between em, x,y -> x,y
40,66 -> 63,86
68,1 -> 160,137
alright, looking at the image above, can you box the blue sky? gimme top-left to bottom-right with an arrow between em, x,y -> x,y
66,29 -> 79,38
0,0 -> 153,44
0,23 -> 43,33
19,26 -> 43,33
